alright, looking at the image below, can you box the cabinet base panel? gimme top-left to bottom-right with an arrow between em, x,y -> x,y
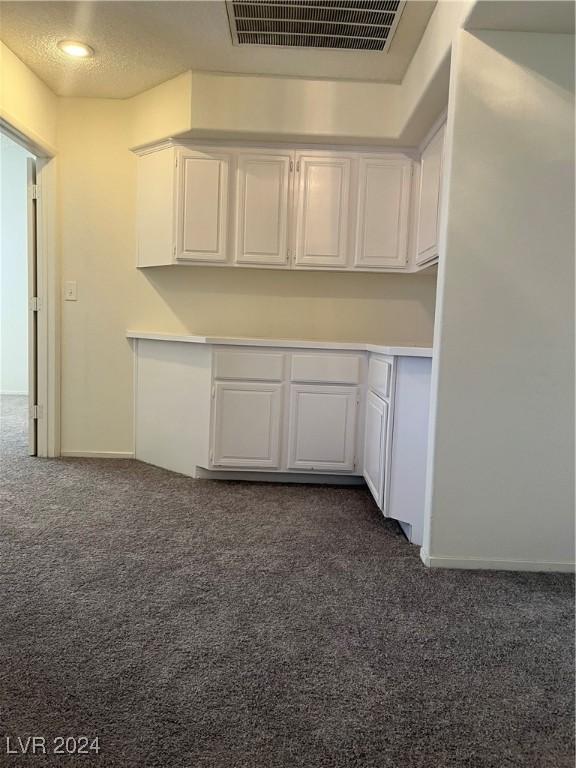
196,467 -> 364,485
396,519 -> 423,547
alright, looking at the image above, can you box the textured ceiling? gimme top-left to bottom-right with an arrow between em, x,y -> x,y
0,0 -> 436,99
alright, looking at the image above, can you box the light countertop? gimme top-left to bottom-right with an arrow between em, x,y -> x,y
126,331 -> 433,358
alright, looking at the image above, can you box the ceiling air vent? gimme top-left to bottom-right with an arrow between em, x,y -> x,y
226,1 -> 406,52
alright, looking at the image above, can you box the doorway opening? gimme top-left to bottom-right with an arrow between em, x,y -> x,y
0,132 -> 38,456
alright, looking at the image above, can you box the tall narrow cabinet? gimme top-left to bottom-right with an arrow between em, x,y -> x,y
416,123 -> 445,266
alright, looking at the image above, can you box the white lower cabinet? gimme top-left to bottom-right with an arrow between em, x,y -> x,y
362,354 -> 432,546
211,381 -> 282,468
363,391 -> 389,508
133,339 -> 431,548
385,356 -> 432,546
287,384 -> 358,472
209,349 -> 362,474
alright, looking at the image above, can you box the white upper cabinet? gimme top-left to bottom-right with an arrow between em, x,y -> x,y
416,123 -> 445,265
136,141 -> 443,273
354,156 -> 413,270
294,154 -> 352,269
176,150 -> 232,263
235,152 -> 292,266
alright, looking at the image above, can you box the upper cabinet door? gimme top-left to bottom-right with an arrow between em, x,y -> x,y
416,124 -> 445,265
354,157 -> 412,270
176,150 -> 232,263
235,153 -> 291,266
294,155 -> 351,269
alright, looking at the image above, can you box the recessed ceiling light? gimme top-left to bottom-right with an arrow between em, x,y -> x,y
57,40 -> 94,58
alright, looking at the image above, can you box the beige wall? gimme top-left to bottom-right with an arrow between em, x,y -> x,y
0,41 -> 58,155
185,72 -> 401,144
132,267 -> 436,344
57,97 -> 436,454
423,30 -> 574,570
58,98 -> 136,453
130,71 -> 193,148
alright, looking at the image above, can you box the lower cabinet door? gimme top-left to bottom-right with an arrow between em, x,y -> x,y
363,390 -> 389,509
212,381 -> 282,468
287,384 -> 358,472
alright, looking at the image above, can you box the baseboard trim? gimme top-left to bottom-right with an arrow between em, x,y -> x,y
60,451 -> 135,459
420,549 -> 575,573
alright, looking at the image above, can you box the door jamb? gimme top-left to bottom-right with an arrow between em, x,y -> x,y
1,118 -> 60,457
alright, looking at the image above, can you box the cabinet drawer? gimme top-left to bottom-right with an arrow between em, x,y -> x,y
290,353 -> 362,384
213,349 -> 285,381
368,356 -> 394,398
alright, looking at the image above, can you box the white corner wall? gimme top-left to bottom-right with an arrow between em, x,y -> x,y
423,30 -> 575,571
0,134 -> 31,395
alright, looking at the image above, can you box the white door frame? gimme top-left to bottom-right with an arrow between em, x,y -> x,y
27,156 -> 38,455
1,118 -> 60,457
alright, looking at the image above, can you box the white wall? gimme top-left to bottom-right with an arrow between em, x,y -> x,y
423,30 -> 575,571
0,134 -> 31,395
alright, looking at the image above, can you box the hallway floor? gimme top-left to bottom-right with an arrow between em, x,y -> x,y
0,395 -> 574,767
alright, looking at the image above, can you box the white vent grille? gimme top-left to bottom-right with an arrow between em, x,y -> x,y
226,1 -> 406,52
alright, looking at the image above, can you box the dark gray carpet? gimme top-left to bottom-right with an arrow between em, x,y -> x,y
0,395 -> 574,768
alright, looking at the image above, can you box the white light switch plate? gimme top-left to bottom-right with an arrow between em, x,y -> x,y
64,281 -> 77,301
